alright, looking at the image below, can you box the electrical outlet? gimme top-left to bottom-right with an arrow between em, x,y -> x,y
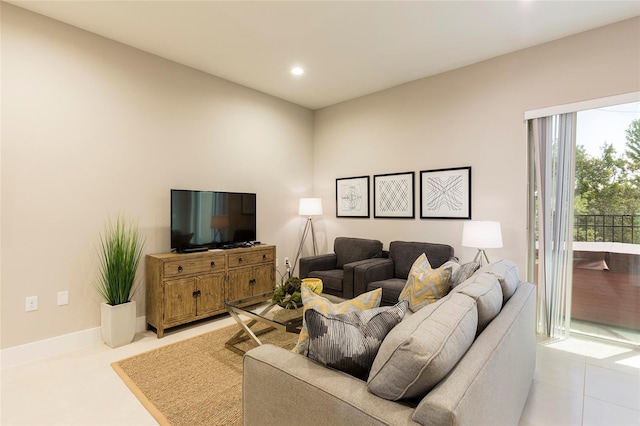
58,291 -> 69,306
284,257 -> 290,267
26,296 -> 38,312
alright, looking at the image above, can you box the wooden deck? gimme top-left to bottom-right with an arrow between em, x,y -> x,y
571,251 -> 640,331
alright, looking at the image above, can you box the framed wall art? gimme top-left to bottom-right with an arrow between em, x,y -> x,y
420,166 -> 471,219
336,175 -> 370,218
373,171 -> 415,218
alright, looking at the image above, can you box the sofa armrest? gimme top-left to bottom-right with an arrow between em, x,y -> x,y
243,344 -> 418,426
354,258 -> 394,288
412,282 -> 536,426
299,253 -> 337,278
350,258 -> 395,297
342,258 -> 388,299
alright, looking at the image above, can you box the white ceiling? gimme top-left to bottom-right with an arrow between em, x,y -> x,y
7,1 -> 640,110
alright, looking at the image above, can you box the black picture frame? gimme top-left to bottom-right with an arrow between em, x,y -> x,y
373,171 -> 415,219
420,166 -> 471,219
336,175 -> 370,218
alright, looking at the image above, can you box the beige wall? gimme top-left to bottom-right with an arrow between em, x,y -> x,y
1,4 -> 314,349
313,17 -> 640,272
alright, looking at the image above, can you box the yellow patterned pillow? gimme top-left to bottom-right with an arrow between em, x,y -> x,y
293,284 -> 382,355
399,253 -> 452,312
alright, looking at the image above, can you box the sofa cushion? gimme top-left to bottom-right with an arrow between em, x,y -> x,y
478,260 -> 519,302
389,241 -> 454,279
399,254 -> 452,312
305,301 -> 408,380
367,278 -> 406,306
451,272 -> 503,334
293,285 -> 382,355
334,237 -> 383,269
367,293 -> 478,400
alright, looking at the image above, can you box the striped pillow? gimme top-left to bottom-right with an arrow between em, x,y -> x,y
306,301 -> 408,380
293,285 -> 382,355
399,254 -> 452,312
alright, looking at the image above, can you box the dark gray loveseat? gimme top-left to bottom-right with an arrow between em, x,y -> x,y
356,241 -> 455,305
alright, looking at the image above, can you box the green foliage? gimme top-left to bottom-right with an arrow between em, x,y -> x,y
272,276 -> 302,309
96,215 -> 146,306
574,143 -> 640,216
625,119 -> 640,164
573,120 -> 640,244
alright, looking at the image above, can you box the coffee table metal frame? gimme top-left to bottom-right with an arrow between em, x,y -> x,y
224,292 -> 303,354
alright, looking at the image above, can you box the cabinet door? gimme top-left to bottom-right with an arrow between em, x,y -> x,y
164,278 -> 196,323
226,269 -> 253,301
197,273 -> 225,316
252,264 -> 275,295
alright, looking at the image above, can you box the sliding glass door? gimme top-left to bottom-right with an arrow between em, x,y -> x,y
570,102 -> 640,345
528,96 -> 640,346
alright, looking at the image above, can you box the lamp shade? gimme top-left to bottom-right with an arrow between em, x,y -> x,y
299,198 -> 323,216
462,221 -> 503,249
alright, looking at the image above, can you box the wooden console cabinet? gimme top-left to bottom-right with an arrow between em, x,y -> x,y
145,245 -> 276,337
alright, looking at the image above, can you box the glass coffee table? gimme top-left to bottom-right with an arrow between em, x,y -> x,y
224,292 -> 304,354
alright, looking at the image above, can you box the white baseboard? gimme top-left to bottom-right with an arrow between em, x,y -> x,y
1,316 -> 147,369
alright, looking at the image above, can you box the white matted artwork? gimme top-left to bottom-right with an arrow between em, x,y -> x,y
420,167 -> 471,219
373,172 -> 415,218
336,175 -> 370,218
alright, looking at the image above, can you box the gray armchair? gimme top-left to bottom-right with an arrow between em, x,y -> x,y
299,237 -> 384,299
355,241 -> 455,305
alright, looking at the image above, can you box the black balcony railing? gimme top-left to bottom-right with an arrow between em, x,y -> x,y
574,215 -> 640,244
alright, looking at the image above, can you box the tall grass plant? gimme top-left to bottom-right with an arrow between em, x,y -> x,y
96,215 -> 146,306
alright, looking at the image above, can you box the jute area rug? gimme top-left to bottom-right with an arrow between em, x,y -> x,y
112,323 -> 299,426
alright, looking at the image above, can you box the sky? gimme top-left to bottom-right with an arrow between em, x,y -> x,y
576,101 -> 640,157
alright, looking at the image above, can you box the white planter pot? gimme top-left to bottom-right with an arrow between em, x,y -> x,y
101,301 -> 136,348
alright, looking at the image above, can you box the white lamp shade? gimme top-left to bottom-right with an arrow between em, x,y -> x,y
462,221 -> 503,249
299,198 -> 323,216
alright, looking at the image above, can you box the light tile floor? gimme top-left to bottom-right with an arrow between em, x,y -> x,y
1,316 -> 639,425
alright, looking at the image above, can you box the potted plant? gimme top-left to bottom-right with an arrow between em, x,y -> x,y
96,214 -> 145,348
271,276 -> 323,309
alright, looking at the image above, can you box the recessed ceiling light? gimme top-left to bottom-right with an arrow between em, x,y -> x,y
291,66 -> 304,76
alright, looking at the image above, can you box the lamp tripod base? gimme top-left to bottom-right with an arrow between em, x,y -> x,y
473,249 -> 491,266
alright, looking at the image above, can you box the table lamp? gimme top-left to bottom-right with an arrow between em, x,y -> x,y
462,221 -> 503,265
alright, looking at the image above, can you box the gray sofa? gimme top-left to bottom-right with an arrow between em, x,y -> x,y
299,237 -> 384,298
243,260 -> 536,426
356,241 -> 455,305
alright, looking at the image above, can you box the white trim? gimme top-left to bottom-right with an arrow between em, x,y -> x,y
0,316 -> 147,369
524,92 -> 640,120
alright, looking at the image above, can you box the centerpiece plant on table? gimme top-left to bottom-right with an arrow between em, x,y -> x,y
272,276 -> 323,309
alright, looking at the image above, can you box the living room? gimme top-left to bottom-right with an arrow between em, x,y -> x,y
2,1 -> 639,425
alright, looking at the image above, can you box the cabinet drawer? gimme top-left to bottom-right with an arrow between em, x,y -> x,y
164,256 -> 224,277
228,250 -> 274,268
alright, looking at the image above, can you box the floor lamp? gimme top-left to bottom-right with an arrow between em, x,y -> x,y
462,221 -> 503,266
291,198 -> 323,276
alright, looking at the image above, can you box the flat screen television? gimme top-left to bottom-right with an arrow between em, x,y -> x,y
171,189 -> 257,252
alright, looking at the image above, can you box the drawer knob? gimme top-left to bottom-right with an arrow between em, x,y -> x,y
177,265 -> 183,273
210,261 -> 215,268
263,254 -> 267,260
238,257 -> 243,263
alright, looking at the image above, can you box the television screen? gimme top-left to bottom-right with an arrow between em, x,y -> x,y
171,189 -> 256,251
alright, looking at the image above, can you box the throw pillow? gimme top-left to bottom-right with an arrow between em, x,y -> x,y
399,254 -> 452,312
449,261 -> 481,288
293,285 -> 382,355
305,300 -> 408,380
